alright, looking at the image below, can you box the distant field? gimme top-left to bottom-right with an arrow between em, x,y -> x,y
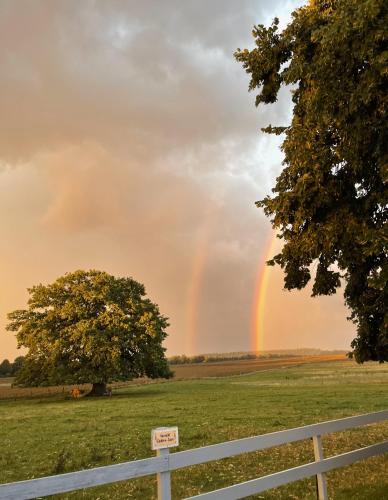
172,353 -> 348,379
0,359 -> 387,499
0,354 -> 348,400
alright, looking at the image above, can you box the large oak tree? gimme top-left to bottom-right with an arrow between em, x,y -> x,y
7,270 -> 172,394
235,0 -> 387,361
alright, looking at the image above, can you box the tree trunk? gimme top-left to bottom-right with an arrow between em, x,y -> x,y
88,382 -> 107,397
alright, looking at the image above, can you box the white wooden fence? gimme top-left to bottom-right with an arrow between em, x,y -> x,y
0,410 -> 387,500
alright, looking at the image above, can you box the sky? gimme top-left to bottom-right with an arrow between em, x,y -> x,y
0,0 -> 355,361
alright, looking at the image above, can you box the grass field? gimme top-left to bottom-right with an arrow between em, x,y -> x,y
0,359 -> 387,499
0,354 -> 347,400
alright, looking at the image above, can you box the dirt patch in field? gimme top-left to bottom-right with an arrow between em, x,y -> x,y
171,354 -> 348,379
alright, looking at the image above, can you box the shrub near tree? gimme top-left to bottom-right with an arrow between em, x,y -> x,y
7,270 -> 172,395
235,0 -> 387,362
0,357 -> 25,377
0,359 -> 12,377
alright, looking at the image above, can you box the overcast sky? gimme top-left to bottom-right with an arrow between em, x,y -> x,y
0,0 -> 355,360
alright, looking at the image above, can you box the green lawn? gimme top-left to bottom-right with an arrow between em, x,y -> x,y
0,360 -> 387,499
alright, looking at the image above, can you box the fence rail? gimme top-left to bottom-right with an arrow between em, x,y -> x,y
0,410 -> 387,500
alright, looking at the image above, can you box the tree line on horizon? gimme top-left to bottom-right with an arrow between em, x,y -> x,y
168,352 -> 313,365
168,353 -> 260,365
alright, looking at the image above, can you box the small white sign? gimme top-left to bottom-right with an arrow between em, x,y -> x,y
151,427 -> 179,450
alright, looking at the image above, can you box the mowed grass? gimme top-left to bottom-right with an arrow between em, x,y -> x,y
0,360 -> 387,499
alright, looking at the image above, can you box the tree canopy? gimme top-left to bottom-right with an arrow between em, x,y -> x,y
7,270 -> 172,393
235,0 -> 387,362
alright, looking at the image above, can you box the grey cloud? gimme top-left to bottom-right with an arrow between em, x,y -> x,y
0,0 -> 294,162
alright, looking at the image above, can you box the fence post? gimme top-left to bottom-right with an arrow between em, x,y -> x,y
152,426 -> 178,500
312,434 -> 328,500
157,447 -> 171,500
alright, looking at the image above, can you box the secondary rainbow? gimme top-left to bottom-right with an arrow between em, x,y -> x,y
186,233 -> 208,355
185,219 -> 214,355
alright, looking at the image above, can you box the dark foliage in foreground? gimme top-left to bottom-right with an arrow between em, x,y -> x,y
235,0 -> 387,362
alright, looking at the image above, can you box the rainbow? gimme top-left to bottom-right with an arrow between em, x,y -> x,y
186,222 -> 280,356
186,241 -> 207,355
251,231 -> 279,353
